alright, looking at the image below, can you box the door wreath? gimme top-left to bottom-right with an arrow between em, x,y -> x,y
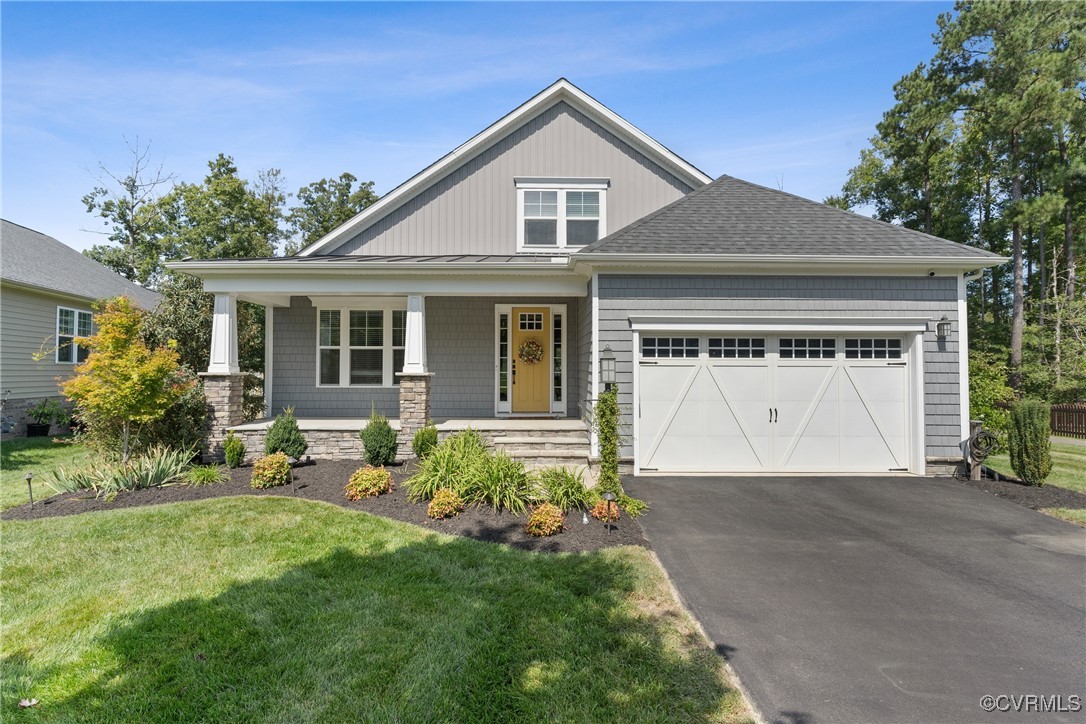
518,338 -> 545,365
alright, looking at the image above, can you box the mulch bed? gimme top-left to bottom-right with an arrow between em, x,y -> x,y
1,459 -> 647,553
955,468 -> 1086,511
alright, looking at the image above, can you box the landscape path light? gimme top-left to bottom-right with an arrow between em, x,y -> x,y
601,491 -> 617,534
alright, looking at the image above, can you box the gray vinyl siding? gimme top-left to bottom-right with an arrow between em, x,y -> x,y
0,285 -> 87,399
597,275 -> 962,460
329,101 -> 695,256
272,295 -> 582,419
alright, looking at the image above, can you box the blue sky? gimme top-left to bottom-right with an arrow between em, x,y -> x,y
2,1 -> 953,252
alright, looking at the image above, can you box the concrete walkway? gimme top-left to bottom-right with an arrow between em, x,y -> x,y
626,475 -> 1086,724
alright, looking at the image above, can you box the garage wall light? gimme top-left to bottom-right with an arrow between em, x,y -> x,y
600,345 -> 616,391
936,315 -> 952,340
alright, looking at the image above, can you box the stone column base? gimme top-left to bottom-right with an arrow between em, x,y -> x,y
396,372 -> 433,459
200,372 -> 246,462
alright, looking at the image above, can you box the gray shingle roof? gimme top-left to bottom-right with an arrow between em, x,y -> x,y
0,220 -> 160,308
578,175 -> 1003,261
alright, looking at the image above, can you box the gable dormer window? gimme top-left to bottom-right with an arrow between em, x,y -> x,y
516,178 -> 607,252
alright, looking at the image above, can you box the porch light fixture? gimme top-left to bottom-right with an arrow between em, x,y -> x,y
25,472 -> 34,509
936,315 -> 952,340
600,345 -> 616,391
601,491 -> 617,534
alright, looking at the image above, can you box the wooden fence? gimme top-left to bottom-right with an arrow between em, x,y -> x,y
996,401 -> 1086,439
1051,403 -> 1086,439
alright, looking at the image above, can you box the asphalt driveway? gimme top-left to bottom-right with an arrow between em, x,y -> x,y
624,475 -> 1086,724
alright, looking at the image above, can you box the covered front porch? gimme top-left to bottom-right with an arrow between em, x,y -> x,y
175,255 -> 595,461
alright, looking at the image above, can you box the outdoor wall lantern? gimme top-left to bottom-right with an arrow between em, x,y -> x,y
600,345 -> 617,391
936,315 -> 952,340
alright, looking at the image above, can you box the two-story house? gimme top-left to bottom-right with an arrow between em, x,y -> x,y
173,79 -> 1004,476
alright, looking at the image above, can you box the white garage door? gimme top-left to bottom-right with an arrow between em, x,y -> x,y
637,335 -> 910,473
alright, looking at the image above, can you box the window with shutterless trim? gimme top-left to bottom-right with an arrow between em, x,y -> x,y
316,307 -> 406,387
56,306 -> 93,364
515,179 -> 608,251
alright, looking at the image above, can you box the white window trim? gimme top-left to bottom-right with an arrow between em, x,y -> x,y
55,305 -> 92,364
515,179 -> 608,252
315,299 -> 407,389
493,303 -> 567,416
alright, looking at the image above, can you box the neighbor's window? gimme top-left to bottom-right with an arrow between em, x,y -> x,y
317,307 -> 406,387
517,180 -> 606,250
56,306 -> 93,364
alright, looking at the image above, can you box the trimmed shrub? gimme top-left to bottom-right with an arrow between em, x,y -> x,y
345,465 -> 393,500
590,498 -> 620,523
223,431 -> 246,469
264,407 -> 308,459
427,488 -> 465,519
360,408 -> 398,466
539,466 -> 594,512
251,452 -> 291,489
464,451 -> 536,515
405,429 -> 489,501
1008,399 -> 1053,486
412,423 -> 439,460
526,503 -> 565,537
187,464 -> 227,486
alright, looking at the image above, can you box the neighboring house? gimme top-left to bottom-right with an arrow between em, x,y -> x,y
0,219 -> 160,435
173,79 -> 1005,475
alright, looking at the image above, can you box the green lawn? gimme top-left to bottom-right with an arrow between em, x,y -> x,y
987,441 -> 1086,494
2,497 -> 750,722
0,436 -> 94,510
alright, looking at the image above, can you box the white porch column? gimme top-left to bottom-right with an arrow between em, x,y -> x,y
402,294 -> 427,373
263,304 -> 273,416
207,293 -> 240,374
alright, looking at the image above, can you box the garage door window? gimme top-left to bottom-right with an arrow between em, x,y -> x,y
845,338 -> 902,360
779,338 -> 836,359
708,337 -> 766,359
642,337 -> 699,359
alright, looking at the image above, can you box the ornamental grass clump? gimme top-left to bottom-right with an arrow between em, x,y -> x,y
405,429 -> 488,501
223,431 -> 246,469
465,451 -> 535,515
187,464 -> 227,486
525,502 -> 565,537
345,465 -> 393,500
1008,399 -> 1053,486
427,488 -> 465,519
47,445 -> 193,496
538,466 -> 594,512
360,407 -> 398,466
264,407 -> 308,459
251,452 -> 291,489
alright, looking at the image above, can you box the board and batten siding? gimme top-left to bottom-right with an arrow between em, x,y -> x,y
0,285 -> 86,399
272,295 -> 583,419
329,101 -> 695,256
596,275 -> 963,460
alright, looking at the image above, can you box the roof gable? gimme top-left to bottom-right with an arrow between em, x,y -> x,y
577,175 -> 1004,263
298,79 -> 712,256
0,219 -> 161,307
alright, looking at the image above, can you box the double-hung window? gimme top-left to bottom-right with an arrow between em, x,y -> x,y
56,306 -> 92,364
317,306 -> 407,387
516,178 -> 607,251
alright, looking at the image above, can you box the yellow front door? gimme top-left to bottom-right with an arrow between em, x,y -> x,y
511,307 -> 550,413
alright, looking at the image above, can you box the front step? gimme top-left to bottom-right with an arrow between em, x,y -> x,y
489,435 -> 590,451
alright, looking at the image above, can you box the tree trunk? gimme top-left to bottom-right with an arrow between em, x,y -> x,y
1010,132 -> 1025,390
1053,253 -> 1062,385
1039,224 -> 1047,325
924,167 -> 933,235
1058,128 -> 1077,299
122,419 -> 130,464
